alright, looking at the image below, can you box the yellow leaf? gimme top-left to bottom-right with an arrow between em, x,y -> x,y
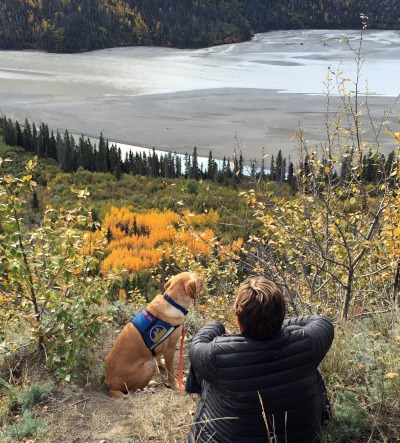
324,166 -> 331,174
385,372 -> 399,379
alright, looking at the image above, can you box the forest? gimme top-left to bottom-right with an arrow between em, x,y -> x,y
1,115 -> 396,191
1,0 -> 400,52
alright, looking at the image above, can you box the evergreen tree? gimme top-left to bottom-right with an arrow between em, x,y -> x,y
115,159 -> 122,181
15,121 -> 24,148
63,130 -> 74,172
97,132 -> 108,172
4,118 -> 17,146
385,150 -> 395,177
287,161 -> 294,186
150,147 -> 160,177
207,151 -> 218,181
238,153 -> 244,182
175,154 -> 182,178
189,146 -> 200,179
269,155 -> 275,181
250,161 -> 256,185
31,190 -> 39,210
219,156 -> 227,184
276,150 -> 283,181
184,153 -> 190,178
46,131 -> 58,161
23,118 -> 33,151
32,122 -> 38,153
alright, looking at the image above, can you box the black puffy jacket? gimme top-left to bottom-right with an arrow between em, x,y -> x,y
186,316 -> 334,443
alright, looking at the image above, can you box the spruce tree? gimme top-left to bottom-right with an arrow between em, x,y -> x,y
31,190 -> 39,210
97,132 -> 108,172
23,118 -> 33,151
15,121 -> 24,148
270,155 -> 275,181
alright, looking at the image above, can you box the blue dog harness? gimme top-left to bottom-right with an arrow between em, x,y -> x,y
131,294 -> 188,355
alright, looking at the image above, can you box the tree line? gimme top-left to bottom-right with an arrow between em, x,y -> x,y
1,0 -> 400,53
0,115 -> 251,185
0,115 -> 396,189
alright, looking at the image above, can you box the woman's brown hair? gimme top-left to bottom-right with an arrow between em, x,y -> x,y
234,277 -> 286,340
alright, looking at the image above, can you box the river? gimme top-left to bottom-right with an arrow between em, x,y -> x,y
1,29 -> 400,160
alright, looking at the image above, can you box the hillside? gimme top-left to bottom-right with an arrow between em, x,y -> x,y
1,44 -> 400,441
1,99 -> 400,441
0,0 -> 400,52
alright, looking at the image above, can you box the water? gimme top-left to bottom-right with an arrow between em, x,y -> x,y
1,29 -> 399,158
1,29 -> 400,97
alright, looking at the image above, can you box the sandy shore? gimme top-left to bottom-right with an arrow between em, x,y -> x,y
1,87 -> 399,162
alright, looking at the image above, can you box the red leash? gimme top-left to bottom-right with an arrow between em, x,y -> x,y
177,327 -> 186,391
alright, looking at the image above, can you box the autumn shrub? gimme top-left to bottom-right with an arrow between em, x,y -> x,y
236,37 -> 400,320
0,157 -> 114,381
100,205 -> 232,286
320,309 -> 400,441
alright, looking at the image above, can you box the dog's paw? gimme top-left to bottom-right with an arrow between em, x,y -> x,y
164,379 -> 179,390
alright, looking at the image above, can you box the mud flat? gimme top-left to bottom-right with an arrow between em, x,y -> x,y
1,29 -> 400,161
2,87 -> 398,161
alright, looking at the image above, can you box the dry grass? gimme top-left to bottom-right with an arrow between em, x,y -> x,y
44,387 -> 197,443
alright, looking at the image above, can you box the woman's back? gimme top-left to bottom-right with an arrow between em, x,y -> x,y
187,316 -> 333,443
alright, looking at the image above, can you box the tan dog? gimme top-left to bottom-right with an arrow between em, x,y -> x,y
105,271 -> 204,398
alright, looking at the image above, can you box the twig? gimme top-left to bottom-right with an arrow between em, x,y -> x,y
60,397 -> 90,412
176,416 -> 238,429
348,309 -> 392,320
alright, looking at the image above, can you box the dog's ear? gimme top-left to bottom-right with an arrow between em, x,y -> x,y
164,279 -> 171,292
184,279 -> 197,299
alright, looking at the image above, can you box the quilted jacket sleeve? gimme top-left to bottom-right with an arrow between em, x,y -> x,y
283,315 -> 334,366
187,321 -> 225,387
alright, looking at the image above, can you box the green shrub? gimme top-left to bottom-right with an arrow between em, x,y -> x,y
19,383 -> 54,412
0,410 -> 47,442
328,391 -> 370,442
0,381 -> 54,423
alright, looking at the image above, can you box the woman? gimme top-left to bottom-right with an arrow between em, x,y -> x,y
186,276 -> 334,443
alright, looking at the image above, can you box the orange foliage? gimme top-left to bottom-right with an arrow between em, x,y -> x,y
177,228 -> 215,255
101,206 -> 215,274
81,230 -> 104,255
181,209 -> 219,227
220,238 -> 244,260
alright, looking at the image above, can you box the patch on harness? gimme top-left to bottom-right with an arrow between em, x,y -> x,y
131,309 -> 177,352
150,325 -> 168,343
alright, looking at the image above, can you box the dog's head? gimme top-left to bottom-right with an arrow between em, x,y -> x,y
164,272 -> 204,301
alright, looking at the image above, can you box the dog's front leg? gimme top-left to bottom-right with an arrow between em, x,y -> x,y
163,345 -> 178,389
155,355 -> 166,372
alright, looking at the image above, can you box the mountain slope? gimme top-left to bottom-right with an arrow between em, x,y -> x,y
0,0 -> 399,52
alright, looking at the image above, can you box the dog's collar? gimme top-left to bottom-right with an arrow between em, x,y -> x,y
163,293 -> 189,316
